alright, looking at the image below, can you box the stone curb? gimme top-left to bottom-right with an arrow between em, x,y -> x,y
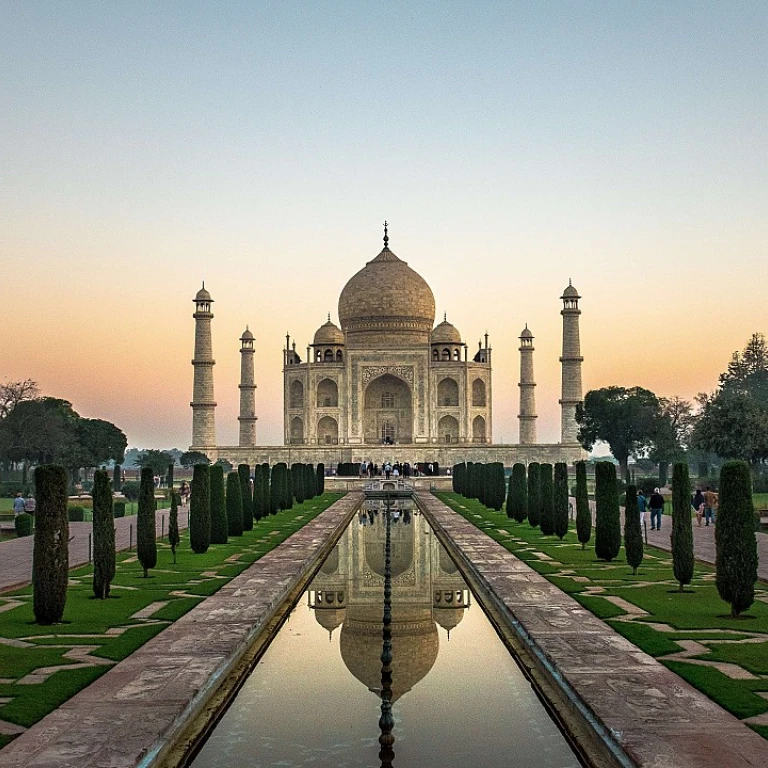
0,493 -> 363,768
417,493 -> 768,768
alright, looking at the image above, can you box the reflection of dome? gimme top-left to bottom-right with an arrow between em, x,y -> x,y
338,244 -> 435,346
434,608 -> 465,633
315,608 -> 346,635
439,548 -> 458,574
365,521 -> 414,578
340,609 -> 439,702
313,317 -> 344,345
320,547 -> 339,575
431,318 -> 462,344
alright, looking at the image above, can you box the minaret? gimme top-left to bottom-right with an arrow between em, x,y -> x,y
238,327 -> 257,447
191,283 -> 216,448
518,325 -> 537,444
559,280 -> 583,444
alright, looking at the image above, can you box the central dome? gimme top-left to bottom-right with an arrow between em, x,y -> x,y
338,243 -> 435,347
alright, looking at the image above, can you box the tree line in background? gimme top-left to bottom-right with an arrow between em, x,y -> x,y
576,333 -> 768,487
451,457 -> 758,619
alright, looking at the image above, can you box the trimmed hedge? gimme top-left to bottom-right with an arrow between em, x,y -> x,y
209,465 -> 228,545
92,469 -> 115,599
14,513 -> 34,537
575,460 -> 591,550
671,463 -> 694,591
190,463 -> 211,554
553,462 -> 569,540
527,462 -> 541,528
137,467 -> 157,578
594,461 -> 620,562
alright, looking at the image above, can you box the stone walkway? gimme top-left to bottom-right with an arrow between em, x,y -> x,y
0,493 -> 362,768
418,492 -> 768,768
0,505 -> 189,593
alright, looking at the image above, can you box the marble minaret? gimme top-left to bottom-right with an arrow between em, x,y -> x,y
191,283 -> 216,448
559,280 -> 583,444
518,325 -> 537,444
238,327 -> 257,447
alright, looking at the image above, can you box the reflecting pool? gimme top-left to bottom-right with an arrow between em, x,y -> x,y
190,502 -> 580,768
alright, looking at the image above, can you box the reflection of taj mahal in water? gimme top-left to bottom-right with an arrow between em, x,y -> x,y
308,505 -> 469,700
190,225 -> 585,467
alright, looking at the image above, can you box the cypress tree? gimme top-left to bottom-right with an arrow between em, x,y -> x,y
316,463 -> 325,495
226,471 -> 244,536
464,461 -> 474,499
575,460 -> 592,550
32,465 -> 69,624
553,462 -> 569,540
112,463 -> 122,493
252,464 -> 263,521
671,463 -> 694,592
190,463 -> 211,554
508,463 -> 527,523
492,463 -> 506,511
292,463 -> 305,504
92,469 -> 115,599
540,463 -> 555,535
166,462 -> 174,492
168,492 -> 180,563
137,467 -> 157,578
594,461 -> 621,562
238,464 -> 254,531
209,464 -> 228,544
269,464 -> 283,514
527,462 -> 541,528
715,461 -> 758,618
624,485 -> 643,575
260,462 -> 270,516
452,463 -> 461,494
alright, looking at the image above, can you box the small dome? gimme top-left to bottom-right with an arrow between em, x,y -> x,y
195,285 -> 212,302
313,317 -> 344,346
240,327 -> 254,340
434,607 -> 466,633
562,281 -> 580,299
520,325 -> 533,339
431,318 -> 462,345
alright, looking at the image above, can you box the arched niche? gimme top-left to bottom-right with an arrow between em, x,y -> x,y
438,414 -> 459,444
290,416 -> 304,444
472,378 -> 486,407
290,379 -> 304,409
317,378 -> 338,408
317,415 -> 339,444
472,415 -> 486,442
437,377 -> 459,407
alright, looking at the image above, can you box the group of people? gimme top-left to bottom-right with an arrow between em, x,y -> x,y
636,485 -> 719,531
636,488 -> 666,530
12,492 -> 35,515
691,487 -> 719,527
361,461 -> 412,480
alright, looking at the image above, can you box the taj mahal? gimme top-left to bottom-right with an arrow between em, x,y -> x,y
190,225 -> 585,468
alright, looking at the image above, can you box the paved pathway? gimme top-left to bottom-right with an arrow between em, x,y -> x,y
420,492 -> 768,768
0,505 -> 190,593
0,493 -> 363,768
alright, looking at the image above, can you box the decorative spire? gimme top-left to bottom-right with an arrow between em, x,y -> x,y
444,312 -> 447,322
383,220 -> 389,249
327,312 -> 331,322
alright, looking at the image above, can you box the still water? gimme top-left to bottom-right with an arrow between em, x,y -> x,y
190,503 -> 580,768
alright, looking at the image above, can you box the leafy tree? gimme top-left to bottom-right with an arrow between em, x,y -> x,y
575,460 -> 591,549
137,467 -> 157,578
671,463 -> 693,591
76,418 -> 127,469
527,462 -> 541,528
226,471 -> 243,536
576,386 -> 662,478
209,464 -> 228,544
553,463 -> 569,540
719,332 -> 768,408
214,457 -> 234,473
594,461 -> 620,562
32,464 -> 69,624
539,464 -> 554,535
238,464 -> 254,530
507,463 -> 527,522
135,449 -> 174,477
168,492 -> 180,563
190,463 -> 211,554
0,378 -> 39,418
623,485 -> 643,575
650,397 -> 695,486
92,469 -> 115,598
715,461 -> 758,617
316,463 -> 325,495
180,450 -> 210,467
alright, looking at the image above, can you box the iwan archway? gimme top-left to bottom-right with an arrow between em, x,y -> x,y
363,373 -> 413,444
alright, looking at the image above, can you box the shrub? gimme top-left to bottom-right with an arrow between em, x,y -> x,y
527,463 -> 541,528
209,464 -> 228,545
575,461 -> 591,550
92,469 -> 115,599
716,461 -> 758,618
316,463 -> 325,496
67,505 -> 86,522
226,472 -> 243,536
553,463 -> 569,540
539,464 -> 554,535
169,492 -> 180,563
32,465 -> 69,624
113,501 -> 126,518
507,463 -> 527,523
137,467 -> 157,578
594,461 -> 620,562
190,463 -> 211,554
238,464 -> 254,531
671,463 -> 694,592
121,480 -> 140,501
624,485 -> 643,575
14,513 -> 33,537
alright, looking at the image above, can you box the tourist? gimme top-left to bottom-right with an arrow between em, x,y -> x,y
384,462 -> 392,480
649,488 -> 664,531
704,486 -> 718,526
692,489 -> 705,527
393,465 -> 400,479
24,494 -> 36,515
179,481 -> 189,505
367,461 -> 374,478
12,493 -> 25,516
637,489 -> 647,526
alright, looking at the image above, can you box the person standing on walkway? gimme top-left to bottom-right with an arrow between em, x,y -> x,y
703,486 -> 718,526
649,488 -> 665,531
24,494 -> 36,515
692,489 -> 705,527
12,493 -> 25,516
637,489 -> 647,526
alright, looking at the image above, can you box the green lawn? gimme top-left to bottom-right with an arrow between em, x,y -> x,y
0,493 -> 342,737
437,492 -> 768,740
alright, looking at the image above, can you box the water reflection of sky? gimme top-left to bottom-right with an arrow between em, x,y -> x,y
191,507 -> 580,768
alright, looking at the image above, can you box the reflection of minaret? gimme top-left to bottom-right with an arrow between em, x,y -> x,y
191,283 -> 216,448
559,280 -> 583,444
238,327 -> 257,447
518,325 -> 537,445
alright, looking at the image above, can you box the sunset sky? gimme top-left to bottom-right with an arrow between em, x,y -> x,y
2,2 -> 766,451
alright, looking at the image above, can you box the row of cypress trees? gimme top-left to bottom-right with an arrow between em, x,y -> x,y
451,462 -> 506,510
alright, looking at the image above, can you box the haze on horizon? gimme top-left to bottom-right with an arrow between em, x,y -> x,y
2,2 -> 766,451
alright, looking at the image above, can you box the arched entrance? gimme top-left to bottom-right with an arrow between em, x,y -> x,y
317,415 -> 339,444
363,374 -> 413,444
438,415 -> 459,444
